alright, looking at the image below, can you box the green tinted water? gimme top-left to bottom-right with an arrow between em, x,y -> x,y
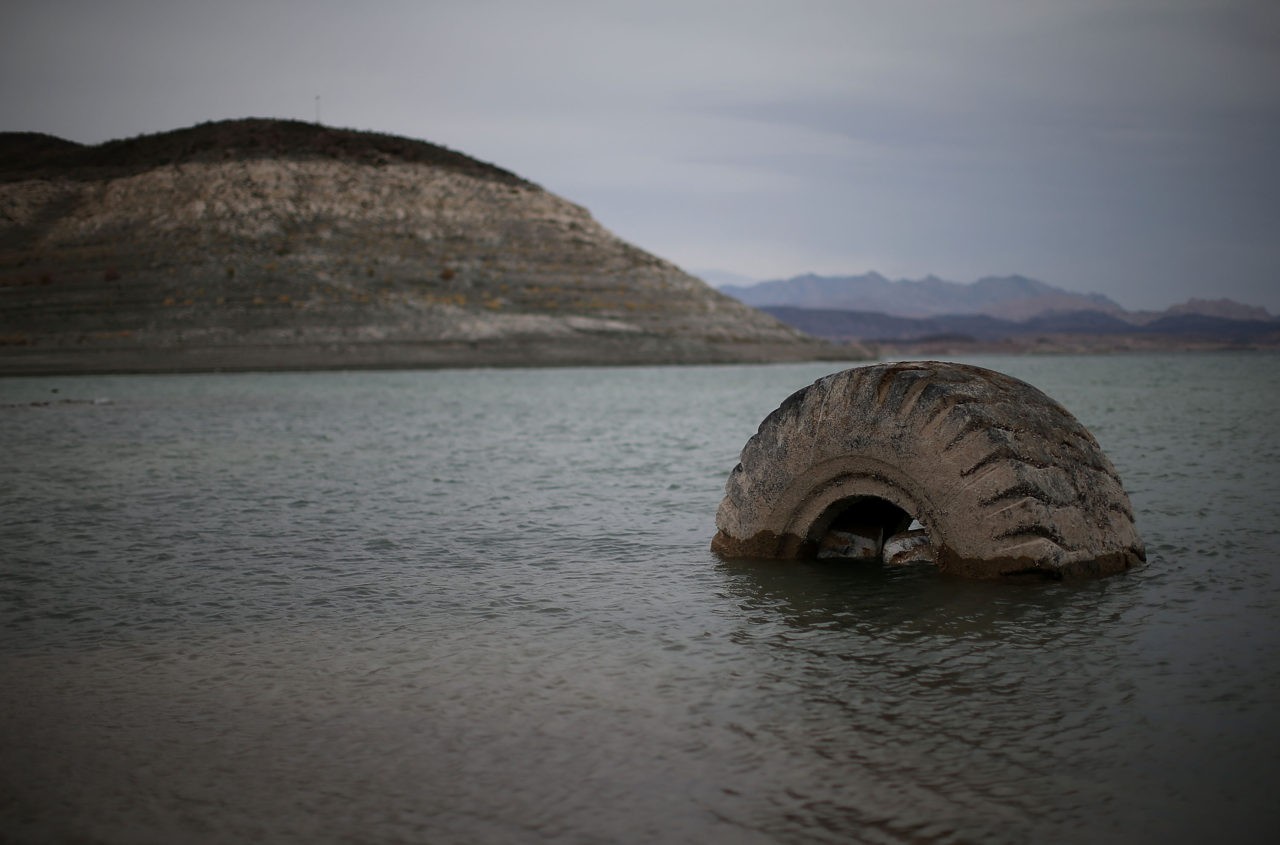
2,353 -> 1278,843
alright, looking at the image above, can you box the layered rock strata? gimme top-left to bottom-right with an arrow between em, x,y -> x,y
0,120 -> 850,373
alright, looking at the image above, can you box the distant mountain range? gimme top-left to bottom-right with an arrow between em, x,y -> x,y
718,272 -> 1278,348
719,272 -> 1128,320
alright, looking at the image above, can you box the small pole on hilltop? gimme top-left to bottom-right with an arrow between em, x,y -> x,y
315,95 -> 321,125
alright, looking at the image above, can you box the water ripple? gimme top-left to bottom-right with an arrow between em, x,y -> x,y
1,356 -> 1278,843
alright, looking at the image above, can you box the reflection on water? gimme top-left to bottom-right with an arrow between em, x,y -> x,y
2,354 -> 1279,843
713,556 -> 1142,841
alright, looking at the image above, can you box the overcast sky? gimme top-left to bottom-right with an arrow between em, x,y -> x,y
4,0 -> 1278,311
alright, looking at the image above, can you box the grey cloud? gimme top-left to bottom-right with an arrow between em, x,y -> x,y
2,0 -> 1277,310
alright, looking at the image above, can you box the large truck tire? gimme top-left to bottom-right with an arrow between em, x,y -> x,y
712,362 -> 1145,580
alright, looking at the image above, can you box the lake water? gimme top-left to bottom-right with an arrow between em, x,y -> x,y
2,353 -> 1278,844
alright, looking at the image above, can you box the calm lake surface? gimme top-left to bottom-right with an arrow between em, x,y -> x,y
2,353 -> 1279,844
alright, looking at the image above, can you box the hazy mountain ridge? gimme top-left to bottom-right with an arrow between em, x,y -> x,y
720,272 -> 1273,325
1162,298 -> 1274,322
720,272 -> 1129,320
0,119 -> 851,374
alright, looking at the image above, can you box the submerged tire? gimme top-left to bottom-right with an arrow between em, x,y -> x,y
712,362 -> 1145,580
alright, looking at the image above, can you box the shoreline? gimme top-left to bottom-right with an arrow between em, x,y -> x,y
6,333 -> 1275,378
860,335 -> 1280,358
0,337 -> 857,377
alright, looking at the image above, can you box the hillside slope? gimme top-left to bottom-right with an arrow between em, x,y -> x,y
0,119 -> 850,373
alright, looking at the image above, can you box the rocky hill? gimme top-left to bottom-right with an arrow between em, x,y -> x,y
0,119 -> 849,374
